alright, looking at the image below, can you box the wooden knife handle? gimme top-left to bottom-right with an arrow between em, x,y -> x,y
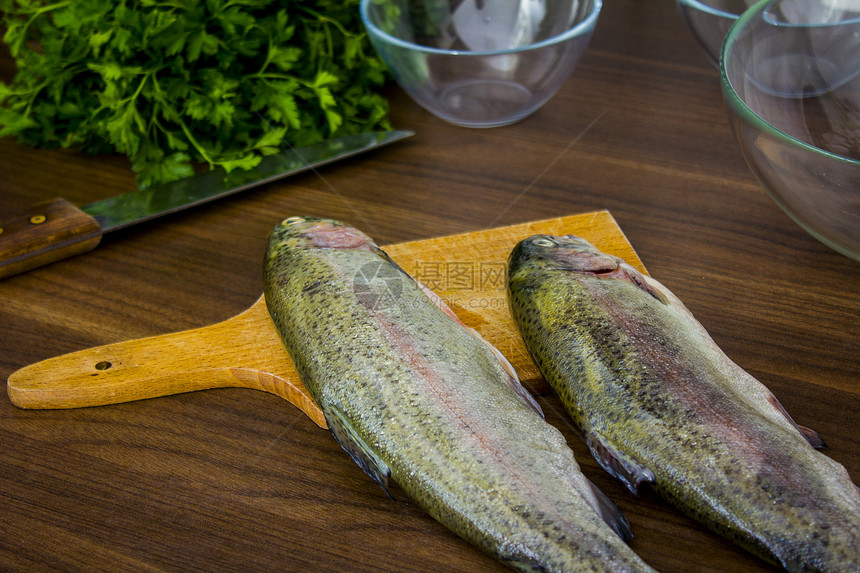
0,198 -> 103,279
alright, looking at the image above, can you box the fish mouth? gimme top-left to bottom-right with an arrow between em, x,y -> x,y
279,216 -> 376,250
550,252 -> 620,275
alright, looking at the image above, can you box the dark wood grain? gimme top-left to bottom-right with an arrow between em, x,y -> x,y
1,1 -> 857,572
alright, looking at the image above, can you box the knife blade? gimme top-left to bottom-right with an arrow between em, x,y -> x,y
0,130 -> 413,279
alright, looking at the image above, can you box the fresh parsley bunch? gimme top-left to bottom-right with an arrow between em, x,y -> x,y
0,0 -> 392,188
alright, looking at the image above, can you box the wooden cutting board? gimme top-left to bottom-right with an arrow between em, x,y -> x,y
6,211 -> 646,429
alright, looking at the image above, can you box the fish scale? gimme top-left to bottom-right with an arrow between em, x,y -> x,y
507,234 -> 860,573
264,217 -> 657,573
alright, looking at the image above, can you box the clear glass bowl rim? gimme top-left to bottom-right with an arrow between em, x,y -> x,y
676,0 -> 743,20
719,0 -> 860,168
359,0 -> 603,57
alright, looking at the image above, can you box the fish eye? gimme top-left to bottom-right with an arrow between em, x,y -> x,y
283,216 -> 305,226
532,238 -> 556,247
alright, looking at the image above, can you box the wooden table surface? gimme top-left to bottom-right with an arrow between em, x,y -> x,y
1,1 -> 858,571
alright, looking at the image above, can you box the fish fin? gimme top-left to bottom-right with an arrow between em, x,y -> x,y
797,424 -> 827,449
585,477 -> 634,542
570,257 -> 668,304
325,404 -> 393,499
374,246 -> 414,280
622,263 -> 668,305
412,276 -> 545,419
765,393 -> 827,449
500,557 -> 547,573
586,432 -> 655,496
463,324 -> 545,419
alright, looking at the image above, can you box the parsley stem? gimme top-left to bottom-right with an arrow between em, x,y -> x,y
174,115 -> 215,167
297,7 -> 353,38
250,73 -> 315,90
11,1 -> 73,56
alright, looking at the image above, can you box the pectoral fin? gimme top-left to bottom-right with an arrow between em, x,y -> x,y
622,263 -> 668,305
326,404 -> 393,498
585,477 -> 634,541
586,431 -> 655,496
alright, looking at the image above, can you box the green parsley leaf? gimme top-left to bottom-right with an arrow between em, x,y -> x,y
0,0 -> 392,188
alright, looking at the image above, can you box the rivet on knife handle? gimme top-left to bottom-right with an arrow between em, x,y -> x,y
0,198 -> 102,279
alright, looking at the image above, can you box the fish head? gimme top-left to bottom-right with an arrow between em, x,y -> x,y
510,235 -> 616,272
267,217 -> 411,312
510,235 -> 667,303
271,216 -> 377,251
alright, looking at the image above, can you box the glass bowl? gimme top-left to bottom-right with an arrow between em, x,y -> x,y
676,0 -> 756,65
360,0 -> 602,128
721,0 -> 860,261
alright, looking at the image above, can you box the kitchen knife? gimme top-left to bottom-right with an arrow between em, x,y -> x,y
0,130 -> 413,279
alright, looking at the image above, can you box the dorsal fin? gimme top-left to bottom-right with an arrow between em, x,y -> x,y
465,325 -> 545,419
372,250 -> 545,420
766,393 -> 827,449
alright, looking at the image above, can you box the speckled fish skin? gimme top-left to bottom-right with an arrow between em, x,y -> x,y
264,217 -> 657,573
507,234 -> 860,573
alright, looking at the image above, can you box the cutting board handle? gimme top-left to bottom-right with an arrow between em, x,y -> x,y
6,295 -> 327,428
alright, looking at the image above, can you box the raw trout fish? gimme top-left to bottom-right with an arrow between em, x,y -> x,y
507,235 -> 860,573
264,217 -> 656,573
